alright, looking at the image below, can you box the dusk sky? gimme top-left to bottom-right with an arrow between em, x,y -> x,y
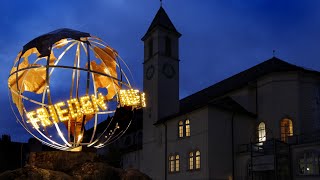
1,0 -> 320,142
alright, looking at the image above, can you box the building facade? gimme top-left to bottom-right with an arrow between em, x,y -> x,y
120,6 -> 320,180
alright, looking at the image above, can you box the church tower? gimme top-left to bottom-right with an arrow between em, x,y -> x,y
141,6 -> 181,179
142,6 -> 181,123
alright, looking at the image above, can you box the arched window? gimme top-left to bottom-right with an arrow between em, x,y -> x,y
178,121 -> 184,138
169,155 -> 175,172
175,155 -> 180,172
185,120 -> 190,137
195,151 -> 201,169
280,118 -> 293,142
169,154 -> 180,173
178,119 -> 191,138
188,152 -> 194,170
258,122 -> 266,142
298,151 -> 320,175
188,150 -> 201,171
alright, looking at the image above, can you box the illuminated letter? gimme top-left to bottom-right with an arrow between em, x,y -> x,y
26,111 -> 40,129
48,105 -> 59,123
140,92 -> 146,107
91,93 -> 107,112
119,89 -> 142,107
54,102 -> 70,122
80,95 -> 94,115
36,107 -> 52,127
67,98 -> 83,119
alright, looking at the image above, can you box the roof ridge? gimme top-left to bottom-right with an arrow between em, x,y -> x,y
180,57 -> 316,103
156,57 -> 320,125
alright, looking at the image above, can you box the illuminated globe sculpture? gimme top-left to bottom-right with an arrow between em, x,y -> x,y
8,28 -> 145,151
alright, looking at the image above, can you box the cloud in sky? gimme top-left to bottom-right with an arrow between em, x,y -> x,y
1,0 -> 320,142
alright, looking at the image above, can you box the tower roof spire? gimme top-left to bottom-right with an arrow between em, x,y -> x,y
142,6 -> 181,40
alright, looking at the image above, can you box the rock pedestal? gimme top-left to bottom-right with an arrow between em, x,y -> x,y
28,151 -> 98,172
0,151 -> 150,180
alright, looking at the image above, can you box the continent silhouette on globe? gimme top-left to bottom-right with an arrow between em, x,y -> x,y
8,28 -> 145,151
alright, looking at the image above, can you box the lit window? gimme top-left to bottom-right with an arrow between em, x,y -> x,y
298,151 -> 320,175
185,120 -> 190,137
280,118 -> 293,142
258,122 -> 266,142
188,150 -> 200,171
169,154 -> 180,173
169,155 -> 175,172
196,151 -> 201,169
189,152 -> 194,170
178,121 -> 184,138
175,155 -> 180,172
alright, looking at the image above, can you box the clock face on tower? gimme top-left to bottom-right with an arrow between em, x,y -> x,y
162,63 -> 175,79
146,65 -> 155,80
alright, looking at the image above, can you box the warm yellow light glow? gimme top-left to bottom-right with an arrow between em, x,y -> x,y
91,93 -> 107,112
189,152 -> 194,170
196,151 -> 201,169
186,119 -> 190,137
258,122 -> 266,142
77,134 -> 83,144
280,118 -> 293,142
67,98 -> 83,119
48,105 -> 59,123
8,33 -> 144,151
140,93 -> 146,107
179,121 -> 184,138
26,111 -> 40,129
175,155 -> 180,172
26,93 -> 108,129
80,95 -> 94,115
119,89 -> 146,108
36,107 -> 52,127
54,102 -> 70,122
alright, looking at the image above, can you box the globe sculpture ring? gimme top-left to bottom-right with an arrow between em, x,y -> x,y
8,28 -> 145,151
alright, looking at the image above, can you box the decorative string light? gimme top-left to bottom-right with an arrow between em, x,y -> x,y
54,102 -> 70,122
8,30 -> 147,152
67,98 -> 83,119
80,95 -> 94,115
119,89 -> 146,108
25,93 -> 110,128
91,93 -> 107,112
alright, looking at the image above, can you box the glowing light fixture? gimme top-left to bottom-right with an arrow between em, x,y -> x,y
8,28 -> 145,151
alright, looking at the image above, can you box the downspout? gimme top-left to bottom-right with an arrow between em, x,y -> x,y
164,123 -> 168,180
231,112 -> 235,180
